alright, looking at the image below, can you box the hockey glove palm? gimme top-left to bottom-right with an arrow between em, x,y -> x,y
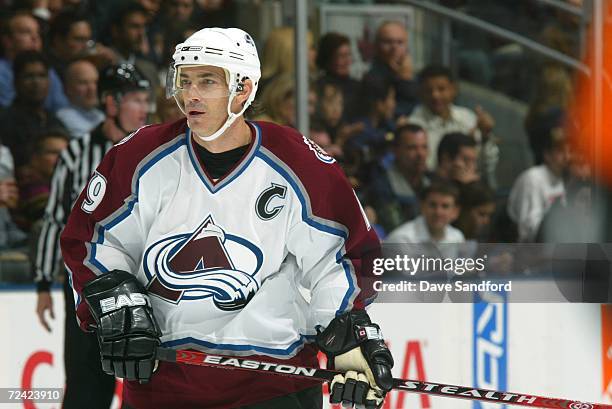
316,310 -> 394,408
82,270 -> 161,383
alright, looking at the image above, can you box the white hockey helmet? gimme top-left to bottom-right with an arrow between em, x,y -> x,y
167,27 -> 261,141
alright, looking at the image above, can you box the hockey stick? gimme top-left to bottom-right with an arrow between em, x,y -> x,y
156,347 -> 610,409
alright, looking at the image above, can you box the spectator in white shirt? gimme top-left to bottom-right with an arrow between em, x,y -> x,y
408,65 -> 499,187
507,127 -> 569,242
386,182 -> 465,247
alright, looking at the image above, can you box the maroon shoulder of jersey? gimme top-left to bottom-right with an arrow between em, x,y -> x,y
254,120 -> 367,232
90,118 -> 189,210
253,120 -> 380,308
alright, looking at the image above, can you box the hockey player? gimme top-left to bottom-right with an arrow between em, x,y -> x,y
35,63 -> 151,409
60,27 -> 393,409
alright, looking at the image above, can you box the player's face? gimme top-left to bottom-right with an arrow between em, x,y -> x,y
179,65 -> 231,137
118,90 -> 149,133
420,76 -> 456,117
421,193 -> 459,234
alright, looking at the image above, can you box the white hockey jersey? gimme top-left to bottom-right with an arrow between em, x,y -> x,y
61,119 -> 379,360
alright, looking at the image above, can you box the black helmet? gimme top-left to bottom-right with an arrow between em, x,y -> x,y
98,63 -> 151,100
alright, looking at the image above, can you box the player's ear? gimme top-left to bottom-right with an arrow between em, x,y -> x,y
231,79 -> 253,113
237,79 -> 252,102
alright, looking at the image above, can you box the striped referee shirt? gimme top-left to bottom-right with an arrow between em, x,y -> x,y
35,124 -> 114,291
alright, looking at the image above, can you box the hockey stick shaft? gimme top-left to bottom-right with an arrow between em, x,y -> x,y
156,347 -> 610,409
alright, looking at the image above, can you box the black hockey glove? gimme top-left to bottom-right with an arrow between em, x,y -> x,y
82,270 -> 161,383
316,310 -> 394,409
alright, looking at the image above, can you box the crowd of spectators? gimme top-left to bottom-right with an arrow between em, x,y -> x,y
0,0 -> 598,285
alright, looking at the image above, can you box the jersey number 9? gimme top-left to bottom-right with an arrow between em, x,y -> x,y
82,171 -> 108,213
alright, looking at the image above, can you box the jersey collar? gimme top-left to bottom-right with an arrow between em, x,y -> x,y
187,121 -> 261,193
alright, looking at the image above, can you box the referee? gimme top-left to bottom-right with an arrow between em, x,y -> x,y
34,63 -> 151,409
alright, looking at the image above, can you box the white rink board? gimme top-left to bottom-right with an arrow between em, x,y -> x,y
0,289 -> 65,409
0,289 -> 605,409
0,289 -> 122,409
360,303 -> 603,409
505,304 -> 602,403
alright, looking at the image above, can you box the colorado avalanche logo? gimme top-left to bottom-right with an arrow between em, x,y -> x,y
144,216 -> 262,311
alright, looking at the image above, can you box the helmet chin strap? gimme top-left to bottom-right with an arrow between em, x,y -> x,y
194,87 -> 239,142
